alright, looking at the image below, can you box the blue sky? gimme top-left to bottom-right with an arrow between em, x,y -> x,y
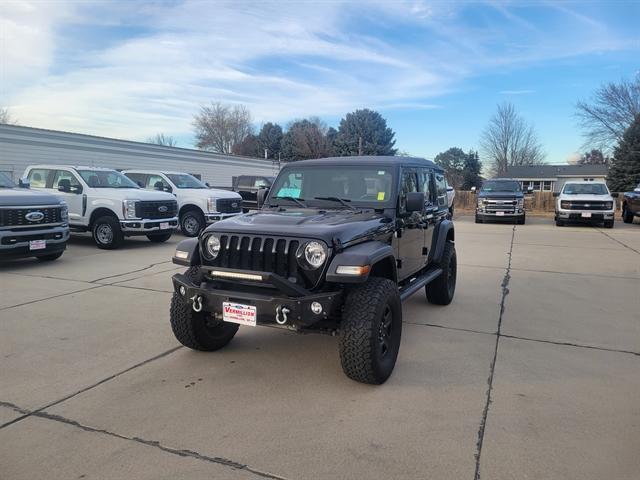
2,1 -> 639,164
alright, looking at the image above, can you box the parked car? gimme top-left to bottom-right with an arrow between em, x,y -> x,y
231,175 -> 275,211
123,170 -> 243,237
473,178 -> 529,224
168,156 -> 456,385
24,165 -> 178,249
0,172 -> 69,261
621,183 -> 640,224
553,181 -> 617,228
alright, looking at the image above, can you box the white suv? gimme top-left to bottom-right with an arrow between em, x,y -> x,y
554,181 -> 617,228
123,170 -> 243,237
24,165 -> 179,249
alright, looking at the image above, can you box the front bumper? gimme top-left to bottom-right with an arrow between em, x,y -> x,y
557,210 -> 614,221
120,217 -> 178,234
476,209 -> 524,218
205,212 -> 241,224
172,273 -> 342,329
0,225 -> 69,259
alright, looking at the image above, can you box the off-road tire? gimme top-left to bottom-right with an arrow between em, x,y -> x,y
147,233 -> 172,243
169,267 -> 239,351
36,251 -> 64,261
604,220 -> 614,229
425,241 -> 457,305
622,206 -> 633,224
92,215 -> 124,249
339,277 -> 402,385
180,210 -> 205,237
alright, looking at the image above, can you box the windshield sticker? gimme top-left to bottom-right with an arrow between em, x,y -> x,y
277,187 -> 301,197
377,192 -> 385,201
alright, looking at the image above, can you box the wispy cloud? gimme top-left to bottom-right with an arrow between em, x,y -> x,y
1,0 -> 637,145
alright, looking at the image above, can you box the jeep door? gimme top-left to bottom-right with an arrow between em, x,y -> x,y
51,169 -> 85,224
418,168 -> 438,258
397,168 -> 428,278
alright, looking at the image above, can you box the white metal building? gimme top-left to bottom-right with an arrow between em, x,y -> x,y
0,124 -> 280,186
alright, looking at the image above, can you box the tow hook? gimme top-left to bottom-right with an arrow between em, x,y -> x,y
190,294 -> 203,313
275,305 -> 290,325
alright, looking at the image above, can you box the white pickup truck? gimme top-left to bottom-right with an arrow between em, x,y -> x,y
553,181 -> 617,228
24,165 -> 179,249
122,170 -> 243,237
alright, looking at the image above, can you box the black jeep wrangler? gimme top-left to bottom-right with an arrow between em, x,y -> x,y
169,156 -> 457,384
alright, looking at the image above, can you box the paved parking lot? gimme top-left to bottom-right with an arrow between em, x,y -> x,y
1,216 -> 639,480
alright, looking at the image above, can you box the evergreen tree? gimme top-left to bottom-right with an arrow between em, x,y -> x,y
334,109 -> 397,156
257,122 -> 283,159
607,114 -> 640,192
461,150 -> 483,190
434,147 -> 466,188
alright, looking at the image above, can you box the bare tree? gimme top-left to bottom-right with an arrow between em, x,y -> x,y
280,118 -> 332,161
193,102 -> 253,153
147,133 -> 177,147
0,107 -> 17,125
576,73 -> 640,153
480,102 -> 545,176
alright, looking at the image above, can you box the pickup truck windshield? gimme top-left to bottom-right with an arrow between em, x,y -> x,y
78,170 -> 139,189
481,180 -> 521,193
166,173 -> 207,189
0,172 -> 15,188
269,165 -> 394,207
563,183 -> 608,195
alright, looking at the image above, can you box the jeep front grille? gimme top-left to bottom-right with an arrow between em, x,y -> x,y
0,206 -> 62,228
135,200 -> 178,219
202,235 -> 322,289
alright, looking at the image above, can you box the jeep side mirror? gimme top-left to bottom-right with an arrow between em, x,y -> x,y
405,191 -> 425,212
552,192 -> 560,197
611,192 -> 619,198
471,186 -> 477,193
19,177 -> 30,189
257,187 -> 269,208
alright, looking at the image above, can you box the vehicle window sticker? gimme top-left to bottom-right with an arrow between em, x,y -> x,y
277,187 -> 301,198
377,192 -> 385,201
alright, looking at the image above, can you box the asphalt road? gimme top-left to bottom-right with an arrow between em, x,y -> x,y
1,216 -> 639,480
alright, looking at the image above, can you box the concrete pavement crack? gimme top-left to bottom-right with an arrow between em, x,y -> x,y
501,334 -> 640,357
89,260 -> 173,283
473,224 -> 515,480
0,346 -> 182,430
595,228 -> 640,255
0,285 -> 105,312
402,321 -> 494,336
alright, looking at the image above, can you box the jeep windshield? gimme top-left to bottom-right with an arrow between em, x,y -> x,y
78,170 -> 140,188
268,165 -> 395,208
0,172 -> 15,188
481,180 -> 521,193
166,173 -> 207,189
563,183 -> 609,195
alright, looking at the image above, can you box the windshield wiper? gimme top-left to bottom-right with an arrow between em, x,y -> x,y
313,196 -> 356,210
271,196 -> 307,207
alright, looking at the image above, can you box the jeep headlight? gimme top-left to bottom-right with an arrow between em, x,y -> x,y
207,197 -> 217,213
60,204 -> 69,222
123,200 -> 138,219
204,235 -> 221,259
297,241 -> 327,270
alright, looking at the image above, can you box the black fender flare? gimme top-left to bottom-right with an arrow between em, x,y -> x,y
172,237 -> 201,266
429,220 -> 455,264
326,241 -> 396,284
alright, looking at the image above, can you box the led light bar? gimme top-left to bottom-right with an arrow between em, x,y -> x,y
210,270 -> 263,281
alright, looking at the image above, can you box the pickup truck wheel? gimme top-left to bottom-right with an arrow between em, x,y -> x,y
556,219 -> 565,227
36,251 -> 64,261
147,233 -> 172,243
475,214 -> 482,224
339,277 -> 402,385
622,206 -> 633,224
169,267 -> 239,351
517,214 -> 526,225
180,210 -> 204,237
92,216 -> 123,249
604,220 -> 614,229
425,241 -> 457,305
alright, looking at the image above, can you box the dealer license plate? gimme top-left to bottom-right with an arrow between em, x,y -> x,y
581,212 -> 592,218
160,222 -> 170,229
29,239 -> 46,250
222,302 -> 257,327
496,211 -> 505,216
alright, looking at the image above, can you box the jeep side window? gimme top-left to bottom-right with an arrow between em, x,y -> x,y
28,168 -> 51,188
419,169 -> 435,206
435,172 -> 447,208
399,169 -> 419,212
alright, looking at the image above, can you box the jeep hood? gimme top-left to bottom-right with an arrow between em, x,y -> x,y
0,188 -> 64,206
205,208 -> 390,244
